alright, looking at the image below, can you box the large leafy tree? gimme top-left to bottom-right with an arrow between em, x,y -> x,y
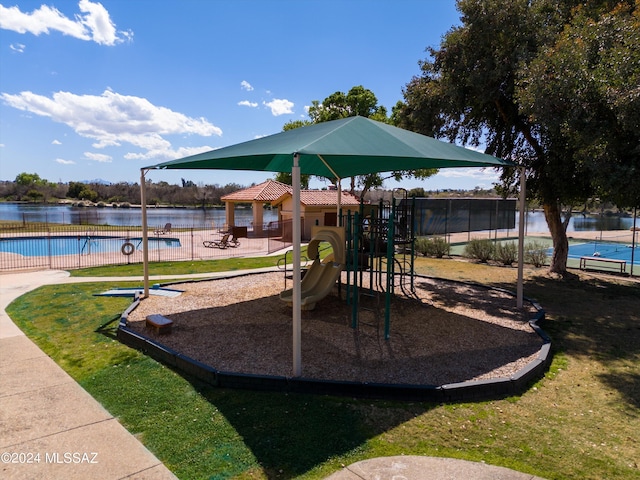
283,85 -> 437,196
14,172 -> 57,202
518,1 -> 640,209
396,0 -> 639,274
274,121 -> 312,188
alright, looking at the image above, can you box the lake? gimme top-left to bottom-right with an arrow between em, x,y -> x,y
522,209 -> 636,233
0,203 -> 636,232
0,203 -> 278,228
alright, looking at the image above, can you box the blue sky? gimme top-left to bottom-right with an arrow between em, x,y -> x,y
0,0 -> 501,191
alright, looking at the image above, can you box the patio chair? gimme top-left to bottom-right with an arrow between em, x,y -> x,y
203,233 -> 240,249
154,223 -> 172,235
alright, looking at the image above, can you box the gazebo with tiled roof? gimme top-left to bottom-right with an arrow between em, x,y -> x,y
221,179 -> 292,234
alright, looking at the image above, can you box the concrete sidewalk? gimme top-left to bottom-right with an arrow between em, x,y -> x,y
326,455 -> 546,479
1,270 -> 178,479
1,270 -> 546,479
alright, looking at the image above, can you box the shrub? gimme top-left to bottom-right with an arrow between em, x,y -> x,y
414,237 -> 427,256
525,241 -> 548,267
494,241 -> 518,266
428,236 -> 450,258
415,236 -> 450,258
464,238 -> 494,263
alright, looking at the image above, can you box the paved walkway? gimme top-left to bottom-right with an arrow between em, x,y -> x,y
0,270 -> 178,479
1,270 -> 546,479
326,456 -> 546,479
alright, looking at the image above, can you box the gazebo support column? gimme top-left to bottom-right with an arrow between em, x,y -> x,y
224,201 -> 235,231
253,201 -> 264,236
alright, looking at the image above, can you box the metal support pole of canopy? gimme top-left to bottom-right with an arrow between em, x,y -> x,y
292,154 -> 302,377
517,167 -> 526,308
140,169 -> 150,299
630,206 -> 637,277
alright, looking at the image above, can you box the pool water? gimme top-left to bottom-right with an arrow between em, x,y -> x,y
0,236 -> 181,257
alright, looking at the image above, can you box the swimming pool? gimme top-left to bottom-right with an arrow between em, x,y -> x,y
561,241 -> 639,265
0,235 -> 181,257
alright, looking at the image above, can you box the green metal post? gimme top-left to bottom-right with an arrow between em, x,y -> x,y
351,211 -> 360,329
385,209 -> 394,339
410,196 -> 416,291
346,210 -> 353,305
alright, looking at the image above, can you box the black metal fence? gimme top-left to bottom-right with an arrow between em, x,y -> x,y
0,221 -> 292,271
404,198 -> 517,237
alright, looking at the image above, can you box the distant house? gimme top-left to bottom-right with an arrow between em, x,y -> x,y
221,179 -> 365,239
272,189 -> 363,240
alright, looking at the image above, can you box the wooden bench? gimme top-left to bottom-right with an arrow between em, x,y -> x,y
146,314 -> 173,334
579,256 -> 627,274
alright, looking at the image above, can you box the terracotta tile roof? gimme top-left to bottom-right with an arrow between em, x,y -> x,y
300,190 -> 362,206
272,190 -> 364,206
221,179 -> 292,202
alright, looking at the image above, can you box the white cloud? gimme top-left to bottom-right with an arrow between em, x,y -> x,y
263,98 -> 294,116
124,144 -> 214,161
52,139 -> 62,145
9,42 -> 25,53
55,158 -> 75,165
237,100 -> 258,108
240,80 -> 253,91
85,151 -> 111,162
1,89 -> 222,160
438,167 -> 500,181
0,0 -> 133,46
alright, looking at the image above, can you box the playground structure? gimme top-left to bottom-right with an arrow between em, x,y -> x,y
279,189 -> 417,339
279,226 -> 346,310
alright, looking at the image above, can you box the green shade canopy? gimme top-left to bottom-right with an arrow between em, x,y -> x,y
145,116 -> 513,178
141,115 -> 518,378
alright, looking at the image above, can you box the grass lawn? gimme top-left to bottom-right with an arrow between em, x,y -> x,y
68,256 -> 281,277
6,258 -> 640,479
68,245 -> 326,277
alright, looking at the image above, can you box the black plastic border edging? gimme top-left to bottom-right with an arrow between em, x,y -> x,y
117,271 -> 551,402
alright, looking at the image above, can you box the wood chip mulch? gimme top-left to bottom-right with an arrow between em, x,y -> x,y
126,272 -> 543,386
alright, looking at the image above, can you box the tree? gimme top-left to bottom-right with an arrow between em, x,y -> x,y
15,172 -> 46,187
275,121 -> 312,188
283,85 -> 437,197
396,0 -> 639,275
307,85 -> 388,123
14,172 -> 51,202
517,1 -> 640,209
77,186 -> 98,202
274,171 -> 310,189
67,181 -> 85,199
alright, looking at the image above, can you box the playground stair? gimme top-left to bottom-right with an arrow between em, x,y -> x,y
357,287 -> 382,334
